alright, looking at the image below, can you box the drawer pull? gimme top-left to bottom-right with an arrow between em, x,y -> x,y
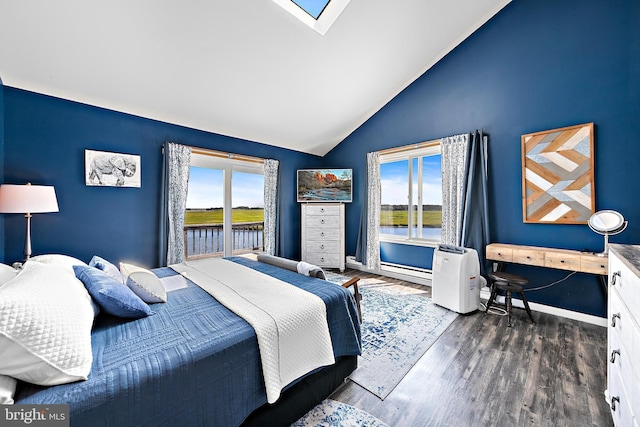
611,313 -> 620,327
321,219 -> 325,224
560,260 -> 565,263
321,232 -> 325,237
320,244 -> 325,249
611,271 -> 621,286
320,208 -> 325,213
611,396 -> 620,411
320,257 -> 325,262
610,349 -> 620,363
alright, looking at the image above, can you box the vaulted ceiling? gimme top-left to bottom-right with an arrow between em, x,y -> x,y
0,0 -> 510,156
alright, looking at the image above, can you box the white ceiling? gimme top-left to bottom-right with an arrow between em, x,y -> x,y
0,0 -> 510,156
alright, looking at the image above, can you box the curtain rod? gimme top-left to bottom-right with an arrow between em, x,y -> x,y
378,139 -> 440,156
188,145 -> 265,165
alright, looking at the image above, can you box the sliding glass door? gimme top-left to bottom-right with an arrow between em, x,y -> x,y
185,153 -> 264,258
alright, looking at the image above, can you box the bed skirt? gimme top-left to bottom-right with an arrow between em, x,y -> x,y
242,355 -> 358,427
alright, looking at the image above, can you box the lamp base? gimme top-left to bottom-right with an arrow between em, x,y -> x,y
24,212 -> 32,261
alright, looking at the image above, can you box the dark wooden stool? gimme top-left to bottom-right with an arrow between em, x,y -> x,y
485,271 -> 535,327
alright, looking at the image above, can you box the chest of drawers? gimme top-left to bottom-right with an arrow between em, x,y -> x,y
606,244 -> 640,427
301,203 -> 345,272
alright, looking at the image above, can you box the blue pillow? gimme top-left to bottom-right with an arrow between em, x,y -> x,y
73,265 -> 152,319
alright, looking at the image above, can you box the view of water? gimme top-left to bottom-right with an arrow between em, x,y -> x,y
380,226 -> 441,240
187,225 -> 440,257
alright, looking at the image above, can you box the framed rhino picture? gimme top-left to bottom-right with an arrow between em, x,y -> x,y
85,149 -> 141,187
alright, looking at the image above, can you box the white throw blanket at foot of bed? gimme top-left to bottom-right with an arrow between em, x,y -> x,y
170,258 -> 335,403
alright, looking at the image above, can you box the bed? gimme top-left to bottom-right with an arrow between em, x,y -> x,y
2,255 -> 361,427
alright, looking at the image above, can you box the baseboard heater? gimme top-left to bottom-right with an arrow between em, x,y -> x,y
345,256 -> 432,286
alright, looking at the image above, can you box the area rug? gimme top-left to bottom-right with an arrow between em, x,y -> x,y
291,399 -> 389,427
349,278 -> 458,400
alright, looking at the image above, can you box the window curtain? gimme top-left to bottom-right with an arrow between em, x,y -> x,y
440,133 -> 470,246
461,130 -> 491,276
158,142 -> 192,266
441,131 -> 491,276
365,152 -> 381,270
263,159 -> 280,256
356,152 -> 381,270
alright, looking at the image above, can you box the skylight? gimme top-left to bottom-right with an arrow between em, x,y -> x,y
273,0 -> 350,35
291,0 -> 331,20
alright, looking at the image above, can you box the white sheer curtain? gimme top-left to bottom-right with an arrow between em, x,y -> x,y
263,159 -> 279,256
365,152 -> 381,270
441,133 -> 470,246
160,142 -> 192,266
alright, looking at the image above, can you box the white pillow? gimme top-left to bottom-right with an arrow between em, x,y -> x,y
27,254 -> 88,275
120,262 -> 167,303
0,261 -> 94,386
0,263 -> 18,286
0,375 -> 17,404
89,255 -> 124,283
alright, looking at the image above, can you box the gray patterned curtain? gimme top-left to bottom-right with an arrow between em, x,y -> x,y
365,152 -> 381,270
263,159 -> 279,256
441,133 -> 470,246
159,142 -> 191,266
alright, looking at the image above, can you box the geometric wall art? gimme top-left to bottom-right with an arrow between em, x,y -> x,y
521,122 -> 595,224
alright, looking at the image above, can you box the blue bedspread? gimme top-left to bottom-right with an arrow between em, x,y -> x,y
14,257 -> 361,427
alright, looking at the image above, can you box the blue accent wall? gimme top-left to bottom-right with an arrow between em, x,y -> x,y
325,0 -> 640,317
3,88 -> 322,267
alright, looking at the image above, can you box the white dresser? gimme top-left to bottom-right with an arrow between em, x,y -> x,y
606,244 -> 640,427
301,203 -> 345,272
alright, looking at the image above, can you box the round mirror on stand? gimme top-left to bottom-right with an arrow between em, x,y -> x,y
588,210 -> 628,256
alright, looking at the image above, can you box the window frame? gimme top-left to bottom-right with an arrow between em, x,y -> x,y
379,142 -> 442,248
272,0 -> 350,35
189,152 -> 265,257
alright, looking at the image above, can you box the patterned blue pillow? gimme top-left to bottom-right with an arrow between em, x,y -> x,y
73,265 -> 151,319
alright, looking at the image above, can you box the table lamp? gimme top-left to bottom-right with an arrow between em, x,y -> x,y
0,183 -> 59,260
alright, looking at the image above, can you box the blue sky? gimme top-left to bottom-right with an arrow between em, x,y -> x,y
186,167 -> 264,209
291,0 -> 330,19
380,155 -> 442,205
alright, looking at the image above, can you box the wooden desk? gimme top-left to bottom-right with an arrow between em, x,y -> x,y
486,243 -> 608,294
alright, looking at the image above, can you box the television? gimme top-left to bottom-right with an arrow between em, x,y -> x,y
297,169 -> 352,203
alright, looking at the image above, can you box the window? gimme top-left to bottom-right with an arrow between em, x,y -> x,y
185,152 -> 264,259
379,142 -> 442,245
291,0 -> 331,19
272,0 -> 350,35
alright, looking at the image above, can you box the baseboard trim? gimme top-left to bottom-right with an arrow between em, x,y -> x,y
345,256 -> 432,286
479,287 -> 607,327
345,256 -> 607,327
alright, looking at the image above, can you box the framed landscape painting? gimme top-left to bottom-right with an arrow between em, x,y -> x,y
521,123 -> 595,224
297,169 -> 352,202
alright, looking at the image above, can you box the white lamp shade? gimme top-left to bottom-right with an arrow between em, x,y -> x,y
0,184 -> 59,214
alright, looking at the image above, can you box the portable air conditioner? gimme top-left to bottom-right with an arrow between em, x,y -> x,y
432,245 -> 481,314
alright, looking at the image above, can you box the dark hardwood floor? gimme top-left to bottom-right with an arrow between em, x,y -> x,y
330,269 -> 613,427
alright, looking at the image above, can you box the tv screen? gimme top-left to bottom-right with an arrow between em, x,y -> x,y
297,169 -> 352,203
